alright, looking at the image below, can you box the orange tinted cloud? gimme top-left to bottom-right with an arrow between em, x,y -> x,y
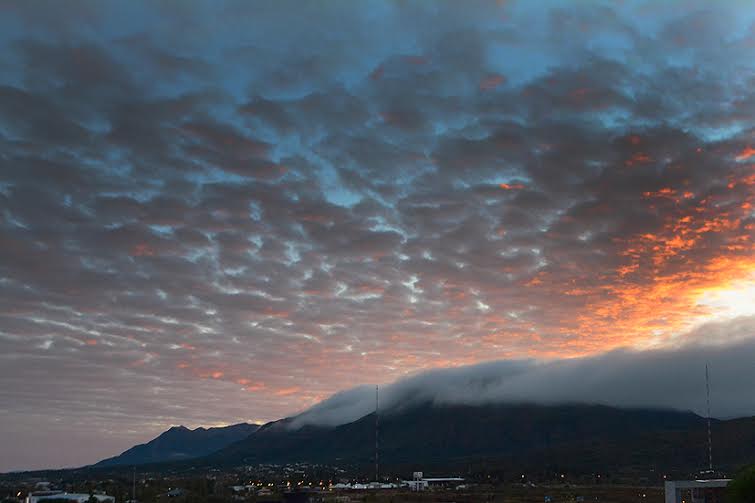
480,73 -> 506,91
245,384 -> 266,392
625,152 -> 653,167
131,243 -> 155,257
275,387 -> 301,396
642,187 -> 676,199
735,146 -> 755,161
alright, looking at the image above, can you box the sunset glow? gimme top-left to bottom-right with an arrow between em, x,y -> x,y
1,0 -> 755,472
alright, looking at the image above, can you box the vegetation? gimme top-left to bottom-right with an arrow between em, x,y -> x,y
728,465 -> 755,503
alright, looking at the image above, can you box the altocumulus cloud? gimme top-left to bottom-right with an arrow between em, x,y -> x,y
0,0 -> 754,471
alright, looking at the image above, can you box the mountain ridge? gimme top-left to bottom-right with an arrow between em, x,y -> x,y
83,402 -> 755,475
204,402 -> 755,473
94,422 -> 259,467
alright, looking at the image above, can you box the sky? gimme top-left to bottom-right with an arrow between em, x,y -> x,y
0,0 -> 754,472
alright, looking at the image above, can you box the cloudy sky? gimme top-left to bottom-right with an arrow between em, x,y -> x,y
1,0 -> 754,471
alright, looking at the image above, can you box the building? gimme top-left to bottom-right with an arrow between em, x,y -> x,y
25,492 -> 114,503
405,471 -> 464,491
664,479 -> 730,503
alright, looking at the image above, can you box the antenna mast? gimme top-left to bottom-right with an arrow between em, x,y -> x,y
705,364 -> 713,472
375,385 -> 379,483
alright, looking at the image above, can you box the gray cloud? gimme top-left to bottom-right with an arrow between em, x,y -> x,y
292,316 -> 755,428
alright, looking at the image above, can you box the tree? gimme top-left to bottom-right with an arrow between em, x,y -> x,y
727,465 -> 755,503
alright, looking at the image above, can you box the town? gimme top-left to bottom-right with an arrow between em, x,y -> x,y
0,462 -> 743,503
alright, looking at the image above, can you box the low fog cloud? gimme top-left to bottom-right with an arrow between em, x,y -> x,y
292,316 -> 755,428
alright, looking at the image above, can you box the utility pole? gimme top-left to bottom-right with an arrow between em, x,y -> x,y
375,385 -> 379,483
706,364 -> 713,472
132,467 -> 136,503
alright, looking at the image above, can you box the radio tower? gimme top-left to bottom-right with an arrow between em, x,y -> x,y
705,364 -> 713,472
375,385 -> 379,483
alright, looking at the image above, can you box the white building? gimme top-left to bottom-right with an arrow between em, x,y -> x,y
664,479 -> 730,503
26,493 -> 114,503
405,471 -> 464,491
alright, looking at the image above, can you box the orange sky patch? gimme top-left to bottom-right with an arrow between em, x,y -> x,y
572,181 -> 755,349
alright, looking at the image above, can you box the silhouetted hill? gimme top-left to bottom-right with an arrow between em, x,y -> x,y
206,403 -> 755,473
94,423 -> 259,467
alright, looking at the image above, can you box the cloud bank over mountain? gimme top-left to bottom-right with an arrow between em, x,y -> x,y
293,316 -> 755,427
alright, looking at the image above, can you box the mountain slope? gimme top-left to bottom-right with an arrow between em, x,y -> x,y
207,403 -> 755,473
95,423 -> 259,467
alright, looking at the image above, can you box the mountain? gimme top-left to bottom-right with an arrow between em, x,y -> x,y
94,423 -> 259,467
205,403 -> 755,473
